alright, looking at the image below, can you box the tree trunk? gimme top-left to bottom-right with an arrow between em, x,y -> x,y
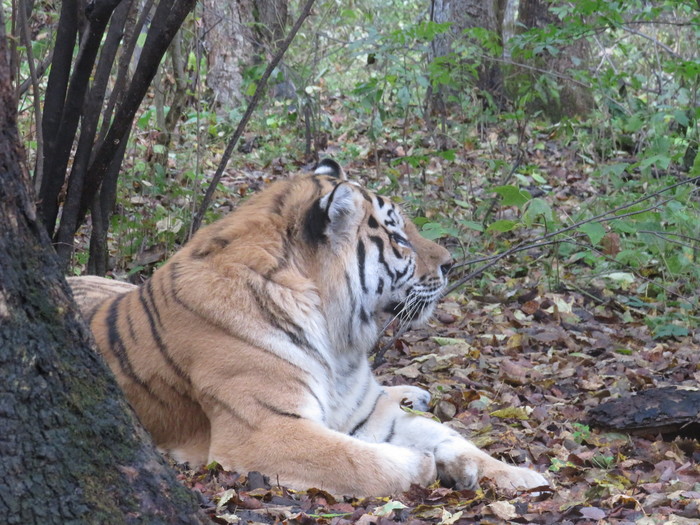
0,15 -> 206,525
201,0 -> 257,108
430,0 -> 506,103
512,0 -> 594,120
201,0 -> 288,109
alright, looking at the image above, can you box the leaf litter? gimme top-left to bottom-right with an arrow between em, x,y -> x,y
175,275 -> 699,524
169,130 -> 700,523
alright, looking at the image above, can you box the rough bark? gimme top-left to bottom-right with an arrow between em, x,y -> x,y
253,0 -> 288,51
588,387 -> 700,439
0,15 -> 206,525
201,0 -> 288,109
201,0 -> 257,108
513,0 -> 594,120
430,0 -> 506,102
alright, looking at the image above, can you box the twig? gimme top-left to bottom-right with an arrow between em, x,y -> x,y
638,230 -> 699,251
481,144 -> 525,225
444,235 -> 580,296
620,24 -> 682,59
190,0 -> 316,235
17,0 -> 44,191
446,175 -> 700,293
16,51 -> 52,97
562,239 -> 696,308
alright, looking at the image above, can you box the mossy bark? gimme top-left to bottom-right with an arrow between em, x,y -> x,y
0,13 -> 206,525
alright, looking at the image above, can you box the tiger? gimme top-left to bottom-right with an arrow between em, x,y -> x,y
67,159 -> 548,496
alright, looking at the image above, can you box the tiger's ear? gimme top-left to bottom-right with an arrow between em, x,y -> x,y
305,183 -> 362,244
314,158 -> 347,181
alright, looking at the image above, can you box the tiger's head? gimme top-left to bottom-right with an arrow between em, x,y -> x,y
306,159 -> 453,340
185,159 -> 452,354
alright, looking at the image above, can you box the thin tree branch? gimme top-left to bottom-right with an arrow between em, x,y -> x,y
190,0 -> 317,235
17,50 -> 52,97
17,0 -> 44,191
80,0 -> 197,222
446,175 -> 700,294
620,24 -> 682,59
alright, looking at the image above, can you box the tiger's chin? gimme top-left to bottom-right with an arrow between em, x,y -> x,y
383,299 -> 439,330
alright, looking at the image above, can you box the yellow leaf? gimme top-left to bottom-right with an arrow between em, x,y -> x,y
489,407 -> 531,420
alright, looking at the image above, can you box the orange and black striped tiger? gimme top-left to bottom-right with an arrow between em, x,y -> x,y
68,160 -> 547,495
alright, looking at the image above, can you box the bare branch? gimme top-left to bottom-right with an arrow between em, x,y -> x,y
17,0 -> 44,191
447,175 -> 700,294
190,0 -> 317,235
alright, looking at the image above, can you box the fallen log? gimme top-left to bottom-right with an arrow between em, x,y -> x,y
587,386 -> 700,439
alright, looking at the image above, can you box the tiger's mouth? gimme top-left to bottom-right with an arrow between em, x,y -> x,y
383,297 -> 437,326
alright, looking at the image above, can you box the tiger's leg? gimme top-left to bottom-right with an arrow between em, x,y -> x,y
203,404 -> 437,496
356,392 -> 548,491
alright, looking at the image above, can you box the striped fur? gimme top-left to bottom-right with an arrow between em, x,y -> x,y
68,160 -> 547,495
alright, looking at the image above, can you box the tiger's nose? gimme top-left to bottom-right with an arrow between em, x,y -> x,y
440,260 -> 454,276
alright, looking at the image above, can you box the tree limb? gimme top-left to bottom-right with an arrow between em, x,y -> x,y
190,0 -> 317,235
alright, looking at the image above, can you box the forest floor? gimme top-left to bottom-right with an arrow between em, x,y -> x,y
176,285 -> 699,525
162,121 -> 700,523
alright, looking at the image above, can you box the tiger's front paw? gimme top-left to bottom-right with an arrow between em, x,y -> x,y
386,385 -> 431,412
485,463 -> 549,491
437,448 -> 548,492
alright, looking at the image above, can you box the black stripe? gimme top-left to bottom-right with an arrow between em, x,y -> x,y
310,175 -> 324,193
138,282 -> 191,385
393,260 -> 413,284
293,377 -> 326,422
359,308 -> 369,324
204,393 -> 255,430
384,207 -> 398,227
368,235 -> 396,282
256,398 -> 302,419
385,419 -> 396,442
168,265 -> 321,378
344,272 -> 357,346
357,240 -> 367,293
368,215 -> 379,228
350,392 -> 383,436
270,191 -> 287,216
248,281 -> 332,373
143,279 -> 163,327
376,278 -> 384,296
359,188 -> 373,203
105,295 -> 167,406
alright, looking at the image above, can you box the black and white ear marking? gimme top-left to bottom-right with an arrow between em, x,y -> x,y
319,183 -> 359,237
314,158 -> 347,181
303,182 -> 362,246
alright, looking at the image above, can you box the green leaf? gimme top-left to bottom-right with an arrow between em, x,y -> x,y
460,220 -> 484,232
492,185 -> 531,208
578,222 -> 606,245
490,407 -> 530,420
400,405 -> 440,422
432,336 -> 465,346
523,197 -> 553,227
654,324 -> 689,339
487,219 -> 518,233
374,501 -> 408,517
